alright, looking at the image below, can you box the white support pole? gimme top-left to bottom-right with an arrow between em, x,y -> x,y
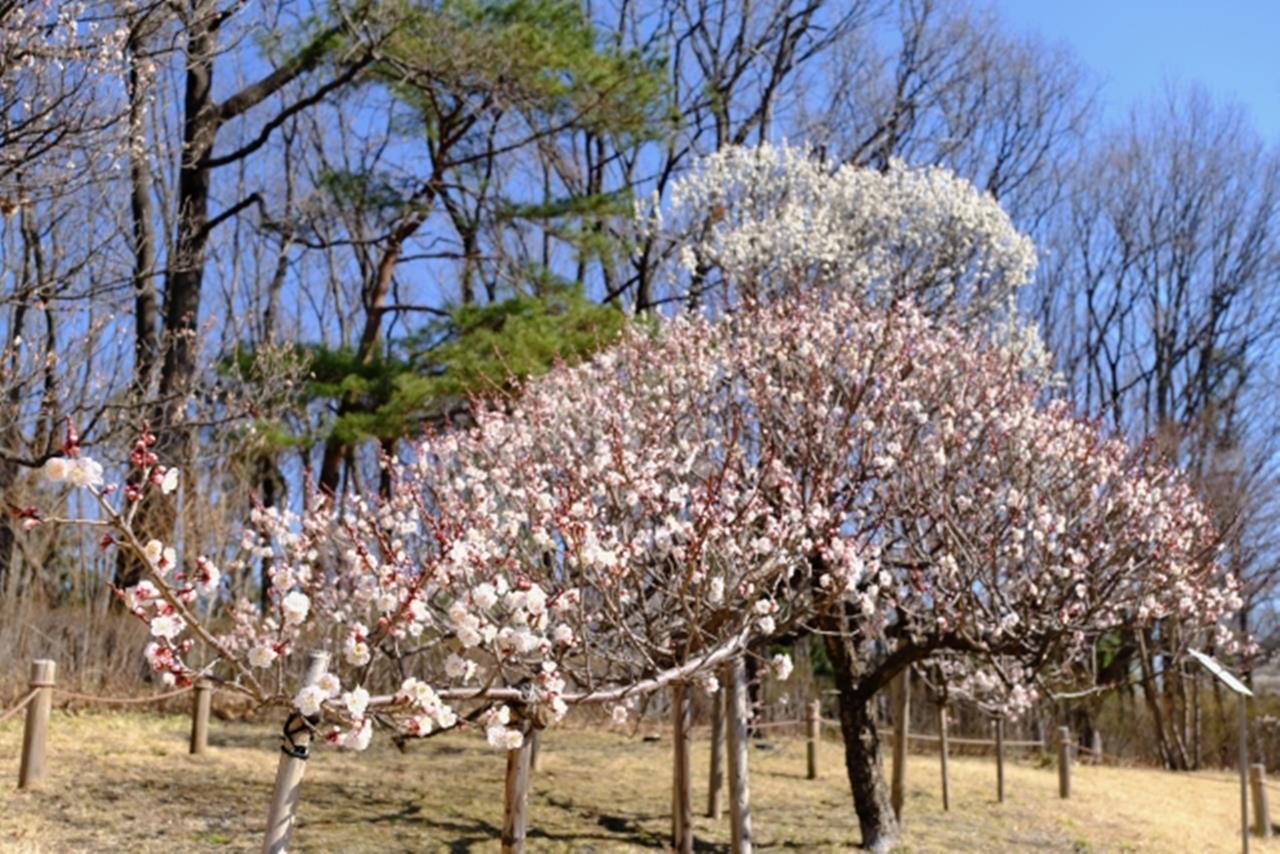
1240,693 -> 1250,854
723,658 -> 753,854
262,651 -> 329,854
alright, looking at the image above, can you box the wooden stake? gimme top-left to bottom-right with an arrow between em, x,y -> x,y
723,658 -> 753,854
189,678 -> 212,755
1250,764 -> 1271,838
18,659 -> 55,789
890,668 -> 911,821
262,651 -> 329,854
1057,726 -> 1072,800
708,687 -> 725,819
1090,729 -> 1102,766
938,704 -> 951,811
806,699 -> 820,780
1240,693 -> 1251,854
671,682 -> 693,854
502,721 -> 535,854
994,718 -> 1005,803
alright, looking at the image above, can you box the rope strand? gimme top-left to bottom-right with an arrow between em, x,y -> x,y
0,688 -> 40,724
53,685 -> 195,705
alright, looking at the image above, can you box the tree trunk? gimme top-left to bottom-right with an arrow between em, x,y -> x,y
824,629 -> 901,852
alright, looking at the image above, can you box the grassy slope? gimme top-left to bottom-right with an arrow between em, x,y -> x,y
0,711 -> 1276,852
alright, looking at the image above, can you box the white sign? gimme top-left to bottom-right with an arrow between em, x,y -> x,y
1188,648 -> 1253,697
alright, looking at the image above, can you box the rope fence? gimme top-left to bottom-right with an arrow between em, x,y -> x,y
3,660 -> 216,789
7,662 -> 1280,849
54,685 -> 195,706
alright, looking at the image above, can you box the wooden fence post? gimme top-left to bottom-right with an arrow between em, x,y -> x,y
890,668 -> 911,821
1250,764 -> 1272,838
189,678 -> 212,755
1057,726 -> 1072,800
1090,730 -> 1102,766
708,688 -> 725,819
806,699 -> 820,780
994,717 -> 1005,803
938,704 -> 951,812
502,718 -> 535,854
671,682 -> 693,854
724,658 -> 753,854
262,651 -> 329,854
18,659 -> 56,789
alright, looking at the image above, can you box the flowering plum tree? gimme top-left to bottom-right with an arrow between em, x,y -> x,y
31,286 -> 1237,852
786,305 -> 1239,851
638,143 -> 1238,849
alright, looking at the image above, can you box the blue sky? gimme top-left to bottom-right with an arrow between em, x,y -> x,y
992,0 -> 1280,140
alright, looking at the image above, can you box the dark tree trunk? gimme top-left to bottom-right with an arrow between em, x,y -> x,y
823,627 -> 901,852
126,29 -> 160,401
116,0 -> 216,591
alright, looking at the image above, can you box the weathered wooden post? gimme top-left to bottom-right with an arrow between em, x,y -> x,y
18,659 -> 56,789
1089,729 -> 1102,766
994,717 -> 1005,803
502,717 -> 536,854
938,703 -> 951,812
723,658 -> 753,854
189,678 -> 212,755
1250,764 -> 1272,838
890,668 -> 910,821
806,699 -> 820,780
708,688 -> 725,819
1057,726 -> 1072,800
671,682 -> 693,854
262,651 -> 329,854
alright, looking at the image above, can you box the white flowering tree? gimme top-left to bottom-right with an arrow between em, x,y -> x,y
787,305 -> 1237,851
641,143 -> 1032,310
634,142 -> 1242,850
31,288 -> 1238,852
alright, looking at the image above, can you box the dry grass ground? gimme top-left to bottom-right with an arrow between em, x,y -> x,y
1,710 -> 1277,852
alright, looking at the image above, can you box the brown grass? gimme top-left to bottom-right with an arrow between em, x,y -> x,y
1,710 -> 1277,852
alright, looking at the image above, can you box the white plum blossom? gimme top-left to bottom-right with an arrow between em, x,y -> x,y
123,580 -> 158,612
337,718 -> 373,751
149,612 -> 184,640
486,725 -> 524,750
344,640 -> 371,667
138,539 -> 178,577
316,672 -> 341,698
342,686 -> 370,717
770,653 -> 794,682
294,684 -> 327,717
42,457 -> 69,482
247,645 -> 278,669
445,654 -> 477,681
45,456 -> 105,489
281,591 -> 310,626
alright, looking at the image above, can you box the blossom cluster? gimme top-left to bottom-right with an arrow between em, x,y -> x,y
40,283 -> 1242,743
637,142 -> 1050,373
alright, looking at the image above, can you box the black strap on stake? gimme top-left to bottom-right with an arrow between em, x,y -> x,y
280,711 -> 316,760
